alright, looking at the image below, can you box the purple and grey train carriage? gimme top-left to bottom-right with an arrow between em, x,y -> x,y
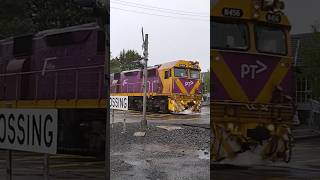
0,23 -> 107,154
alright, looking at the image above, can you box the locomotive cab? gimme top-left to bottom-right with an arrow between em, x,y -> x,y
211,0 -> 294,163
159,61 -> 202,113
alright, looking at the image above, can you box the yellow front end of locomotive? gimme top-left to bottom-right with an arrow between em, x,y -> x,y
168,94 -> 202,113
211,0 -> 294,163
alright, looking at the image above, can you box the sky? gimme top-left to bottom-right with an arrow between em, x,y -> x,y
110,0 -> 210,71
284,0 -> 320,34
111,0 -> 320,71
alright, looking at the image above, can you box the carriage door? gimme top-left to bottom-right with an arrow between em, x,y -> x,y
161,68 -> 172,94
13,35 -> 33,100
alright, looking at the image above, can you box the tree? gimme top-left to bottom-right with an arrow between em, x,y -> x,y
29,0 -> 98,32
110,49 -> 143,73
0,0 -> 35,37
311,20 -> 320,33
0,0 -> 101,38
201,70 -> 210,94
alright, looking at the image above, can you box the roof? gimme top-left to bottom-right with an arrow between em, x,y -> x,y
0,23 -> 100,43
121,66 -> 157,74
34,23 -> 100,38
159,60 -> 200,70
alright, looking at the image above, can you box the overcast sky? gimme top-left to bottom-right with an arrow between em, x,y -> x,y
110,0 -> 210,71
111,0 -> 320,71
284,0 -> 320,34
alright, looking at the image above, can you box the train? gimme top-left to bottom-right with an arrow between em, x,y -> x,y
211,0 -> 295,163
110,60 -> 202,113
0,23 -> 107,155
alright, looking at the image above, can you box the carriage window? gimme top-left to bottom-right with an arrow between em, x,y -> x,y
114,72 -> 120,80
164,70 -> 171,79
190,69 -> 200,79
148,69 -> 157,77
211,21 -> 249,50
45,30 -> 91,47
124,71 -> 139,76
174,68 -> 188,77
255,25 -> 287,55
13,35 -> 33,57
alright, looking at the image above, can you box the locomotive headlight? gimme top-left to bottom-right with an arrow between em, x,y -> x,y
267,124 -> 275,131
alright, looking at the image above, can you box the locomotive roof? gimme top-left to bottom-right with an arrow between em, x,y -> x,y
0,23 -> 101,43
35,22 -> 101,38
159,60 -> 200,69
120,66 -> 158,74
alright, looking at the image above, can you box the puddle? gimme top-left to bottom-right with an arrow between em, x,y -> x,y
219,147 -> 268,166
174,108 -> 201,115
197,149 -> 210,160
125,160 -> 145,166
156,125 -> 184,131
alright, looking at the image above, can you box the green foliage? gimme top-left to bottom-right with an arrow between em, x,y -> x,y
29,0 -> 97,31
111,49 -> 143,73
0,0 -> 35,37
201,70 -> 210,93
0,0 -> 100,38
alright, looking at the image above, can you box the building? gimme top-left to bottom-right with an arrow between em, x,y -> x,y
292,33 -> 320,128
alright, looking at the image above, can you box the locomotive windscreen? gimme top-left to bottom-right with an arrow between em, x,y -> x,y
255,25 -> 287,55
211,20 -> 249,50
174,68 -> 188,77
190,69 -> 200,79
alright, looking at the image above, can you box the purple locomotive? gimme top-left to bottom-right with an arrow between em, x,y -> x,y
111,60 -> 202,113
0,23 -> 107,154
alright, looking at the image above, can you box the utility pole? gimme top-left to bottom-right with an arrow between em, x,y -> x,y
105,1 -> 110,179
141,29 -> 148,128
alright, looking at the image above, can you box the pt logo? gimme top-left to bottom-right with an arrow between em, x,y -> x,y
184,80 -> 194,87
241,60 -> 267,79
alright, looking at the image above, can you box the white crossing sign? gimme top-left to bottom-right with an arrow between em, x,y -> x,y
110,96 -> 128,110
0,109 -> 58,154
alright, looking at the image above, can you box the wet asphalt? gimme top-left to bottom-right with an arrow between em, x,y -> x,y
0,107 -> 210,180
110,122 -> 210,180
1,106 -> 320,180
211,138 -> 320,180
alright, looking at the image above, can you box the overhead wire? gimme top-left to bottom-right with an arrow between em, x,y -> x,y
111,0 -> 208,17
110,0 -> 209,22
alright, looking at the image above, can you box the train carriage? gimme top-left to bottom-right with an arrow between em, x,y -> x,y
111,60 -> 202,113
0,23 -> 107,154
211,0 -> 295,163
